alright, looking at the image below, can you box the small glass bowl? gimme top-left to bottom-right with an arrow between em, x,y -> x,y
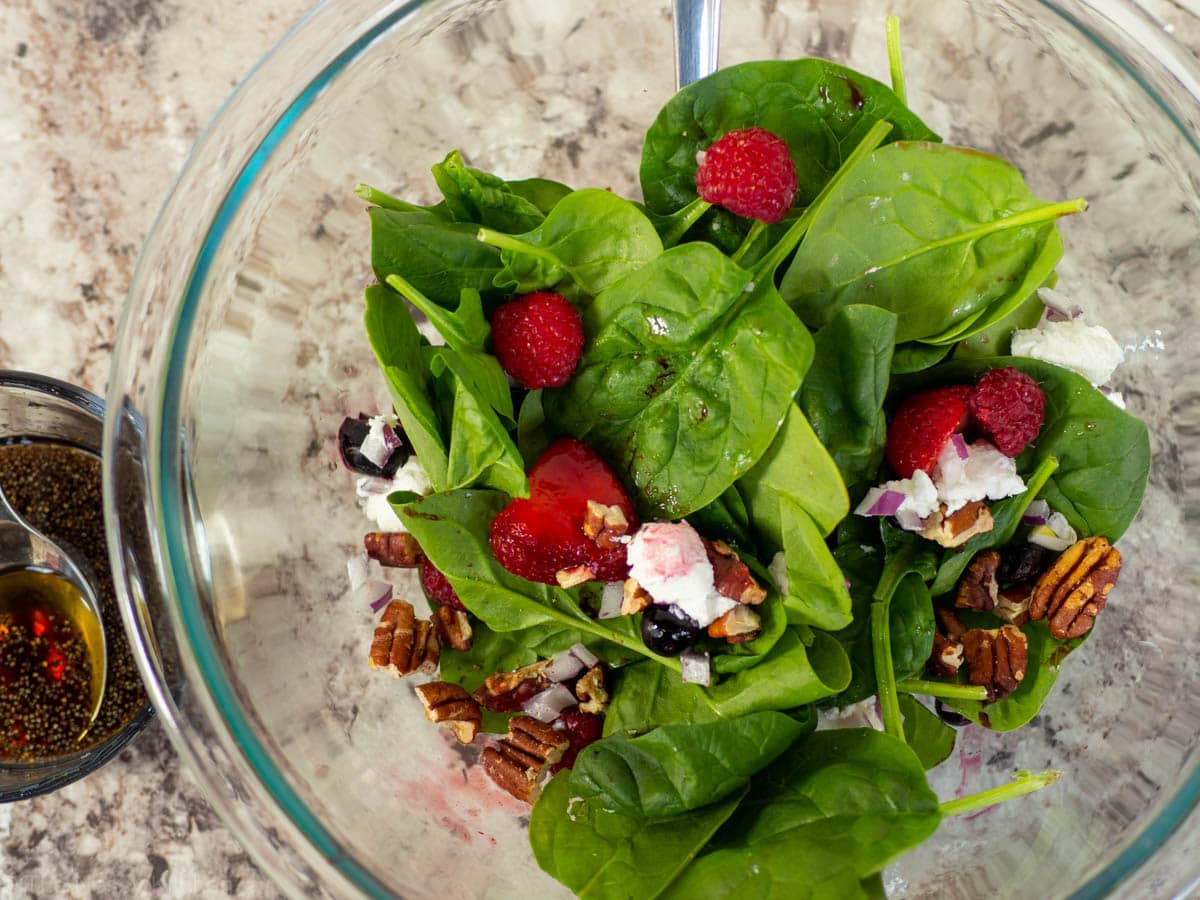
0,370 -> 152,801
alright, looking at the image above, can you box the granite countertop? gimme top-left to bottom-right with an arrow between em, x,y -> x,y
2,1 -> 1200,898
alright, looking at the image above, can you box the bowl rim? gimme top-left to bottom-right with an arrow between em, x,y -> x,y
106,0 -> 1200,895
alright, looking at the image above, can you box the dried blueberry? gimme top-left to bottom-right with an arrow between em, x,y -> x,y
935,700 -> 972,728
551,708 -> 604,773
640,604 -> 704,656
337,414 -> 406,477
997,543 -> 1048,588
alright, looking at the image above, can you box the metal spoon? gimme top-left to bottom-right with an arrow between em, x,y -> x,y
0,481 -> 107,734
673,0 -> 722,88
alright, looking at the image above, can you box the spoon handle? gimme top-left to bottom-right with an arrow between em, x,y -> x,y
673,0 -> 721,89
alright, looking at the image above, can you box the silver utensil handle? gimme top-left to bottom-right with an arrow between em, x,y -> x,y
674,0 -> 721,88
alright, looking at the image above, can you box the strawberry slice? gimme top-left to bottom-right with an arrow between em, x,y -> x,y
885,385 -> 972,478
489,438 -> 638,585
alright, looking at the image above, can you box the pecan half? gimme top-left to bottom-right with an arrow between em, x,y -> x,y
707,605 -> 762,643
1029,537 -> 1122,639
474,660 -> 551,712
994,585 -> 1032,627
935,607 -> 968,642
583,500 -> 629,550
364,532 -> 423,567
704,539 -> 768,605
414,682 -> 481,744
432,605 -> 472,652
556,565 -> 597,589
620,578 -> 652,616
575,665 -> 609,715
920,502 -> 994,548
962,625 -> 1028,701
368,600 -> 440,676
482,716 -> 570,803
927,632 -> 964,678
955,551 -> 1000,612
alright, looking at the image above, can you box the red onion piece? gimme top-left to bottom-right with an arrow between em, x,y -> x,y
680,650 -> 711,686
569,643 -> 600,669
864,489 -> 906,517
950,433 -> 969,460
522,685 -> 578,723
348,579 -> 393,613
381,423 -> 402,452
1022,499 -> 1051,526
545,650 -> 586,683
598,582 -> 624,620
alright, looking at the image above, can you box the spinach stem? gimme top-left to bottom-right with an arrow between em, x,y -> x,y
886,16 -> 907,105
477,227 -> 559,267
897,679 -> 989,701
938,769 -> 1062,817
752,119 -> 893,282
355,183 -> 427,213
870,601 -> 905,741
731,220 -> 767,265
661,197 -> 712,247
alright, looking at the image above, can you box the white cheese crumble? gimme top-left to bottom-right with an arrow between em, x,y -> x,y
932,439 -> 1026,514
854,469 -> 939,531
1029,511 -> 1077,552
626,521 -> 735,628
357,456 -> 432,533
1011,318 -> 1125,387
817,697 -> 885,732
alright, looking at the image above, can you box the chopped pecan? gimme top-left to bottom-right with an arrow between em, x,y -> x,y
707,605 -> 762,643
583,500 -> 630,550
935,607 -> 968,642
414,682 -> 481,744
620,578 -> 651,615
704,540 -> 768,605
927,632 -> 964,678
556,565 -> 597,589
994,585 -> 1032,627
363,532 -> 423,567
474,660 -> 550,712
482,716 -> 570,803
1029,537 -> 1122,639
368,600 -> 440,676
575,665 -> 609,714
432,605 -> 472,652
962,625 -> 1028,701
955,551 -> 1000,611
920,502 -> 994,548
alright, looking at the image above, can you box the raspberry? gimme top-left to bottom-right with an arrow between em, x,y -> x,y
885,385 -> 972,478
695,127 -> 798,223
969,367 -> 1046,457
490,292 -> 584,389
420,557 -> 465,611
489,438 -> 637,585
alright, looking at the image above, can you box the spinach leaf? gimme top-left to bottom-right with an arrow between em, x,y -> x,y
362,284 -> 448,488
824,539 -> 885,706
918,357 -> 1150,543
898,695 -> 956,770
397,490 -> 679,670
800,305 -> 897,491
368,207 -> 502,307
890,341 -> 952,375
516,389 -> 551,467
430,150 -> 547,233
888,573 -> 935,682
547,243 -> 811,518
772,496 -> 853,630
642,196 -> 713,248
710,593 -> 786,674
530,772 -> 744,900
945,617 -> 1085,731
640,59 -> 938,217
689,486 -> 758,554
479,189 -> 663,296
571,712 -> 804,818
506,177 -> 573,214
781,142 -> 1084,343
952,281 -> 1047,359
440,369 -> 527,496
661,729 -> 940,898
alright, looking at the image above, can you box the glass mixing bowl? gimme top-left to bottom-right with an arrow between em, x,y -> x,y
105,0 -> 1200,896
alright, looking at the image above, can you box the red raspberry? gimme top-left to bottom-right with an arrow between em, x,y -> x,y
695,127 -> 798,223
490,292 -> 584,389
489,438 -> 638,585
885,385 -> 972,478
419,557 -> 465,612
969,367 -> 1046,457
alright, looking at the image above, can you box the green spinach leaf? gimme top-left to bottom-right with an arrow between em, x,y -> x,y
546,243 -> 811,518
890,341 -> 952,375
430,150 -> 547,233
887,573 -> 935,682
530,772 -> 744,900
898,695 -> 956,770
710,593 -> 787,674
506,177 -> 573,214
781,142 -> 1083,343
516,389 -> 551,467
571,712 -> 804,818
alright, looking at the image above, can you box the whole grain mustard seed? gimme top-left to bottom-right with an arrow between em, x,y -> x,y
0,442 -> 147,760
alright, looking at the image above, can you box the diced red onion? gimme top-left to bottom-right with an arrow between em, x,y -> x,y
950,433 -> 969,460
680,650 -> 711,686
598,582 -> 624,620
522,685 -> 578,723
348,578 -> 393,613
1022,499 -> 1051,526
1040,300 -> 1084,323
545,649 -> 586,683
346,552 -> 370,592
569,643 -> 599,669
355,475 -> 393,497
381,423 -> 402,452
864,489 -> 906,517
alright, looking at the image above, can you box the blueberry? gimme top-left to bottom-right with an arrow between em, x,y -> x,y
640,604 -> 705,656
336,414 -> 406,477
935,699 -> 972,728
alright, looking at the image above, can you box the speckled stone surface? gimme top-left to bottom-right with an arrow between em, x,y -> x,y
3,1 -> 1200,898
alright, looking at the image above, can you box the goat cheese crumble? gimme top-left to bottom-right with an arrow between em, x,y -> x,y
627,521 -> 736,627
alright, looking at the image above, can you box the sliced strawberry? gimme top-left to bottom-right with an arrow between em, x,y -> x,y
489,438 -> 638,585
885,385 -> 972,478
